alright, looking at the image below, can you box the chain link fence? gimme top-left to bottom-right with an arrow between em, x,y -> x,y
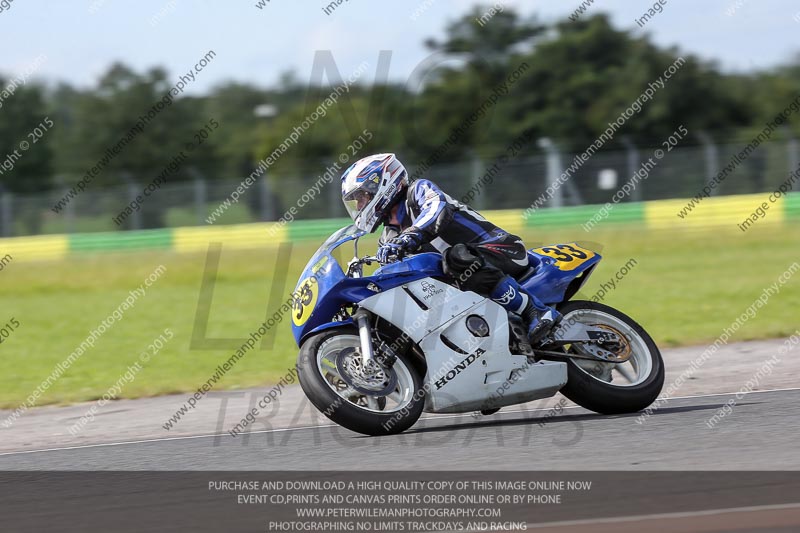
3,134 -> 798,237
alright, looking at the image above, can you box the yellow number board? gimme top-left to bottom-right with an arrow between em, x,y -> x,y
532,243 -> 596,271
292,277 -> 319,327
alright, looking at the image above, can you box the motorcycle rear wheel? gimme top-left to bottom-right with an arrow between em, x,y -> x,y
555,300 -> 665,414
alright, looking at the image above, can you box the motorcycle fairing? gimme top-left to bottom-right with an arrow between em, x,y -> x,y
292,251 -> 446,345
524,244 -> 601,304
359,277 -> 568,413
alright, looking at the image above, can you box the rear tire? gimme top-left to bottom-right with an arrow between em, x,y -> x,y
297,327 -> 425,436
556,300 -> 664,415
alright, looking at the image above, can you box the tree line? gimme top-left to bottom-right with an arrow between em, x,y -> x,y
1,8 -> 798,221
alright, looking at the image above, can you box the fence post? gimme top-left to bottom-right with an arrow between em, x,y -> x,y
537,138 -> 563,209
128,182 -> 141,230
785,130 -> 799,176
260,176 -> 275,221
0,192 -> 11,237
621,136 -> 642,202
328,171 -> 339,218
53,175 -> 76,234
193,174 -> 207,226
697,131 -> 719,196
64,189 -> 75,234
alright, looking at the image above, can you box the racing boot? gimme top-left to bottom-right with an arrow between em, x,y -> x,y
489,276 -> 562,347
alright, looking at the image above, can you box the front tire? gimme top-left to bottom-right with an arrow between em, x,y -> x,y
556,300 -> 664,415
297,328 -> 425,436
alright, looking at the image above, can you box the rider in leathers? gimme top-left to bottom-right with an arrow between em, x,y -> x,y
341,153 -> 561,345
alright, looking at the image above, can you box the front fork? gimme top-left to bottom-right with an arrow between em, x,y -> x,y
353,308 -> 375,365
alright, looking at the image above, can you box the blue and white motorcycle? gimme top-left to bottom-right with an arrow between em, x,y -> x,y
293,225 -> 664,436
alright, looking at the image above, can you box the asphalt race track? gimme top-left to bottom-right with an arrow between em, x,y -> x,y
2,388 -> 798,471
3,389 -> 800,531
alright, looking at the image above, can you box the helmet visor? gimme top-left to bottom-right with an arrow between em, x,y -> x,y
343,189 -> 375,222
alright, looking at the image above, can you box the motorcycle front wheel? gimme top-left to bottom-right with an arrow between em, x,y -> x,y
297,327 -> 425,436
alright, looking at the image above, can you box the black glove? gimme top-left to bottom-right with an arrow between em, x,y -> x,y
377,230 -> 423,263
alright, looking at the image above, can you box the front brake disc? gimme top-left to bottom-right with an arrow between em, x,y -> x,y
335,347 -> 397,396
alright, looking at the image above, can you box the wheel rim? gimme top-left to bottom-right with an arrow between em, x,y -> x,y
316,335 -> 416,413
559,309 -> 654,387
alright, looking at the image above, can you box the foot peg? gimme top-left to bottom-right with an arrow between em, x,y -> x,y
528,309 -> 562,347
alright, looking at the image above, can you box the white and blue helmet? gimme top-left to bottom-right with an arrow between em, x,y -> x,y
341,153 -> 408,233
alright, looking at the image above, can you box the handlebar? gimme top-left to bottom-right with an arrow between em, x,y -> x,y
346,255 -> 395,278
359,255 -> 380,265
346,255 -> 379,278
360,254 -> 406,265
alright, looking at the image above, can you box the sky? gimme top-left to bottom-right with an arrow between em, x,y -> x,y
0,0 -> 798,95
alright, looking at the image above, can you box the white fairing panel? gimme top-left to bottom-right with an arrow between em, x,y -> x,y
359,278 -> 567,414
359,278 -> 483,343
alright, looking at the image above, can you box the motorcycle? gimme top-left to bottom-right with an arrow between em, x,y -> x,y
293,224 -> 664,436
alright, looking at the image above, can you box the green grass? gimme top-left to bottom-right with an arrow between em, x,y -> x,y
1,224 -> 798,408
35,204 -> 258,236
